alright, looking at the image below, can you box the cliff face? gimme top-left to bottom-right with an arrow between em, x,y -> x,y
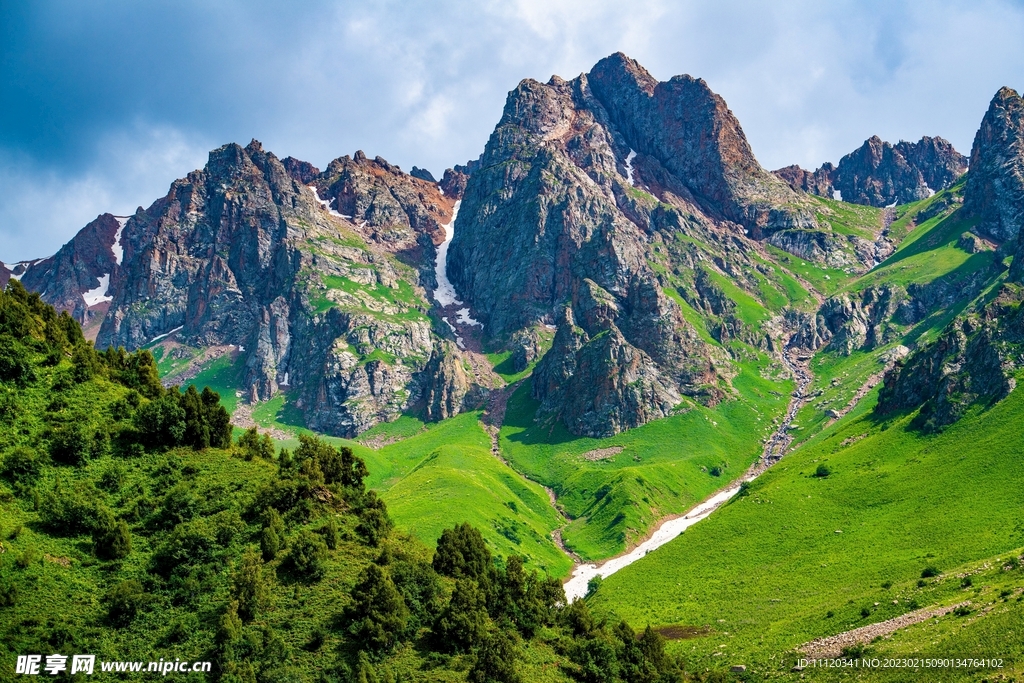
773,135 -> 967,207
447,53 -> 827,436
964,87 -> 1024,243
12,213 -> 125,333
85,139 -> 469,437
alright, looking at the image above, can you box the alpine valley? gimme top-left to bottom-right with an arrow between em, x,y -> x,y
3,54 -> 1024,682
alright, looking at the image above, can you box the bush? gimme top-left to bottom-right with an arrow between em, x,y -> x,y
93,507 -> 132,560
39,482 -> 100,535
237,427 -> 275,461
0,574 -> 16,606
104,579 -> 148,626
814,463 -> 832,478
356,497 -> 393,547
1,446 -> 42,483
49,424 -> 92,466
961,576 -> 973,589
232,549 -> 270,622
709,465 -> 722,477
921,566 -> 940,578
469,628 -> 522,683
260,507 -> 286,561
434,578 -> 489,653
953,605 -> 972,617
282,530 -> 327,582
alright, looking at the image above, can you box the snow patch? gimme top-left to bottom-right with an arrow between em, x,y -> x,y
832,189 -> 843,201
455,307 -> 482,327
885,199 -> 898,208
624,149 -> 637,186
112,216 -> 129,265
308,185 -> 346,219
562,483 -> 744,602
147,326 -> 183,345
433,200 -> 463,307
83,274 -> 112,306
924,184 -> 936,198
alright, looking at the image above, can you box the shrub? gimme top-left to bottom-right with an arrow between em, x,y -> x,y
586,575 -> 603,599
318,517 -> 340,550
469,628 -> 522,683
232,549 -> 270,622
104,580 -> 148,625
953,605 -> 972,617
237,427 -> 275,461
0,574 -> 16,606
260,507 -> 286,561
433,578 -> 489,653
921,566 -> 940,578
1,446 -> 42,483
282,530 -> 327,582
961,576 -> 973,589
814,463 -> 832,478
49,424 -> 92,466
709,466 -> 722,477
93,507 -> 132,560
356,498 -> 393,547
860,606 -> 871,618
39,482 -> 100,535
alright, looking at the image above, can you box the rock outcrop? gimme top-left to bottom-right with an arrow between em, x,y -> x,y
774,136 -> 967,207
876,285 -> 1024,431
83,139 -> 470,436
449,53 -> 809,435
963,87 -> 1024,243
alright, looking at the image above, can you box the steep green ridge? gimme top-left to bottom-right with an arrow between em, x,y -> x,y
590,376 -> 1024,674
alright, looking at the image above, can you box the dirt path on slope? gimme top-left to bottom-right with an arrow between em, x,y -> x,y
799,602 -> 970,659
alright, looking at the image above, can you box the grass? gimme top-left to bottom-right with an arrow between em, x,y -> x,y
362,413 -> 572,576
181,352 -> 244,414
590,376 -> 1024,674
498,354 -> 791,561
310,274 -> 429,322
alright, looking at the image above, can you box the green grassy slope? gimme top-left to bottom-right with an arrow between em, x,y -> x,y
499,354 -> 790,561
591,382 -> 1024,675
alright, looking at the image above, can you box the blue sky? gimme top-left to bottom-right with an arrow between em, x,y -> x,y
2,0 -> 1023,260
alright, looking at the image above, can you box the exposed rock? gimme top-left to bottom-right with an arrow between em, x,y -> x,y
420,341 -> 469,421
788,285 -> 909,355
964,87 -> 1024,242
957,232 -> 992,253
87,139 -> 462,436
510,328 -> 541,372
312,152 -> 451,256
587,52 -> 816,234
410,166 -> 436,183
834,136 -> 945,207
776,135 -> 967,207
17,213 -> 120,324
439,159 -> 481,199
281,157 -> 320,185
877,286 -> 1024,430
773,163 -> 835,197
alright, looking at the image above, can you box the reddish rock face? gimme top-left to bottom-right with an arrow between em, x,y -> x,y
18,212 -> 121,324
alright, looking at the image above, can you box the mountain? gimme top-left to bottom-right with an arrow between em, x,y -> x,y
774,134 -> 968,207
86,140 -> 487,437
963,86 -> 1024,242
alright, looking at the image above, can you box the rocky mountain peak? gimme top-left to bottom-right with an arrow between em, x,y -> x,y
587,53 -> 811,233
964,86 -> 1024,242
774,134 -> 967,207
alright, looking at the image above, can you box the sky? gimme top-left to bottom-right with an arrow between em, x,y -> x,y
2,0 -> 1024,261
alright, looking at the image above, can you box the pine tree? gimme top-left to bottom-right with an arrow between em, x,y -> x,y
260,507 -> 285,561
232,549 -> 270,622
346,564 -> 409,654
